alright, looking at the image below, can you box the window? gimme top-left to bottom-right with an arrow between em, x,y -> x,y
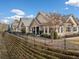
45,28 -> 47,33
66,26 -> 71,32
61,27 -> 63,33
32,27 -> 35,34
49,28 -> 52,33
73,27 -> 77,31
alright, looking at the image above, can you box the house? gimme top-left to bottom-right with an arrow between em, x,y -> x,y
0,23 -> 8,32
11,20 -> 20,32
29,12 -> 79,37
17,18 -> 33,33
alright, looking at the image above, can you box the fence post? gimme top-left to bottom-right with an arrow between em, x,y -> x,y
64,37 -> 66,50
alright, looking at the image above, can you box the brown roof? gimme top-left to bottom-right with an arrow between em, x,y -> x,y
35,12 -> 51,24
40,13 -> 65,26
34,12 -> 79,26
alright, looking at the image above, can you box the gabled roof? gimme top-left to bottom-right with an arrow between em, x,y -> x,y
65,15 -> 79,25
30,12 -> 79,27
35,12 -> 51,24
12,20 -> 19,28
38,12 -> 65,26
19,18 -> 33,27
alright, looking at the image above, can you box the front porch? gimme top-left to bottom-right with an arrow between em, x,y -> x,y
31,25 -> 79,37
31,26 -> 58,36
32,27 -> 43,35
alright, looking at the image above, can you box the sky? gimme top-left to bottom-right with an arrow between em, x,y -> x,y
0,0 -> 79,24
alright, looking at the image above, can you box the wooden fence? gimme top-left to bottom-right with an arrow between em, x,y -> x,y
3,32 -> 79,59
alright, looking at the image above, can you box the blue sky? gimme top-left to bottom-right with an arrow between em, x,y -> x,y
0,0 -> 79,23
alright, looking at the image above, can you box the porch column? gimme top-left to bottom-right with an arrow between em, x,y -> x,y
35,27 -> 37,35
71,27 -> 73,32
56,28 -> 58,33
77,26 -> 78,32
39,27 -> 40,35
59,27 -> 61,33
47,26 -> 49,34
31,27 -> 34,34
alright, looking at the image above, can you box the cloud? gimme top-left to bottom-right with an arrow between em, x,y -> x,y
11,9 -> 25,15
8,9 -> 26,20
1,19 -> 9,24
3,20 -> 9,24
65,7 -> 69,10
5,14 -> 34,21
1,9 -> 34,24
26,15 -> 34,18
6,15 -> 24,20
65,0 -> 79,7
4,9 -> 34,22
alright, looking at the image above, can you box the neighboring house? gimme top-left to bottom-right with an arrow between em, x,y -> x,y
30,12 -> 79,37
11,20 -> 20,32
17,18 -> 33,33
0,23 -> 8,32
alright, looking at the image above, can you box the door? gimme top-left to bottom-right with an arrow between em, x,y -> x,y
37,27 -> 39,35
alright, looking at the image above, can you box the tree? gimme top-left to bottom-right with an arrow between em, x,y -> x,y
51,31 -> 58,39
53,31 -> 58,39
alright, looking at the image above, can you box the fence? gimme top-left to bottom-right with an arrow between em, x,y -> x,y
3,32 -> 79,59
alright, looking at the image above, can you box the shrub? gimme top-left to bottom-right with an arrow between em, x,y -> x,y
54,31 -> 58,39
41,34 -> 51,38
21,27 -> 26,34
51,31 -> 58,39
